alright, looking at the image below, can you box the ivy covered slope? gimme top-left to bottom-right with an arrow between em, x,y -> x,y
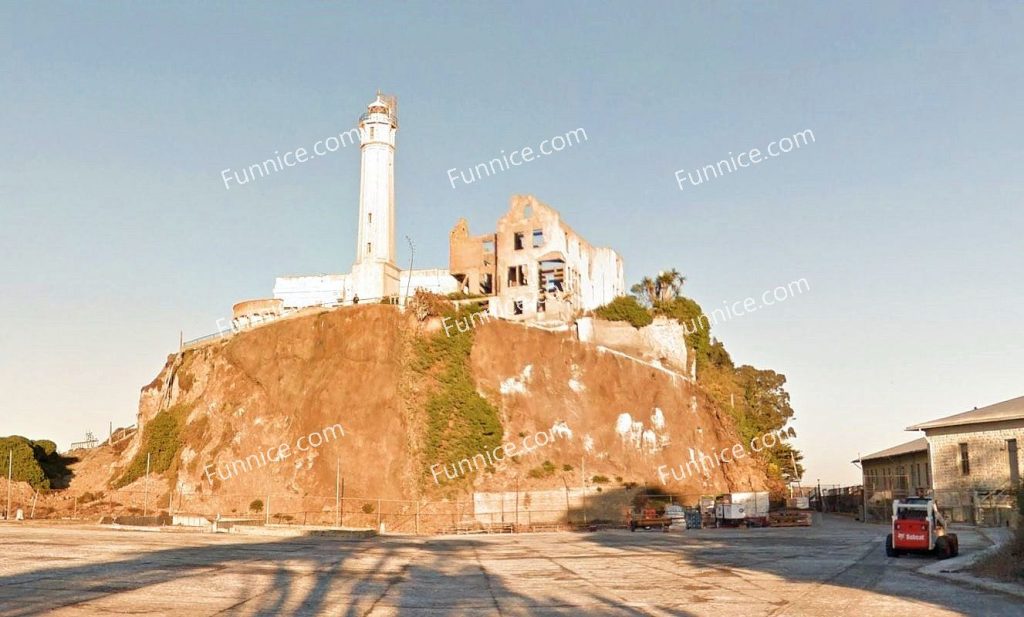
595,269 -> 804,485
409,297 -> 503,486
113,403 -> 192,489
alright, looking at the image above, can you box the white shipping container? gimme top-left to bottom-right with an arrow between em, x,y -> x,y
719,492 -> 770,518
716,503 -> 747,519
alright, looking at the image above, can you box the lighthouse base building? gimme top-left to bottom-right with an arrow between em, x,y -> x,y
230,92 -> 622,331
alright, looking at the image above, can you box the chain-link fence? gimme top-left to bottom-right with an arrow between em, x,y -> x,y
2,479 -> 735,534
855,475 -> 1020,526
858,475 -> 914,523
932,488 -> 1020,526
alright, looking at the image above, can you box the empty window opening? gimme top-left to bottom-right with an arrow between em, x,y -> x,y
1009,438 -> 1020,488
513,299 -> 524,315
453,273 -> 469,295
959,443 -> 970,475
507,265 -> 527,287
538,259 -> 566,293
537,298 -> 546,313
532,229 -> 544,248
482,239 -> 495,253
513,232 -> 525,251
479,273 -> 493,295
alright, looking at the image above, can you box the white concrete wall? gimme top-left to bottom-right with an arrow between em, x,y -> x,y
399,268 -> 459,297
273,274 -> 350,309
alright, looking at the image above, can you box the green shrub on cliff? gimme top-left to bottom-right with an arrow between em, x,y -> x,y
113,404 -> 190,488
593,296 -> 653,328
0,436 -> 50,490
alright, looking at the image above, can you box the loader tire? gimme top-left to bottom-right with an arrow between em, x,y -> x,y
885,533 -> 898,558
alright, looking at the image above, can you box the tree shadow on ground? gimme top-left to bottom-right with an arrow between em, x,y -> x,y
0,528 -> 690,616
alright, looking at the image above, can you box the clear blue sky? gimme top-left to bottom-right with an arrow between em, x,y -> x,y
2,2 -> 1021,484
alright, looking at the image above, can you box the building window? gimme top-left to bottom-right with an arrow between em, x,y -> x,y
1009,438 -> 1020,488
514,232 -> 525,251
959,443 -> 970,475
480,273 -> 493,295
507,265 -> 527,287
532,229 -> 544,248
513,299 -> 524,315
537,298 -> 546,313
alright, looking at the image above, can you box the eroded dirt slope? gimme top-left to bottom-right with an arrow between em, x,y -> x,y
68,305 -> 767,514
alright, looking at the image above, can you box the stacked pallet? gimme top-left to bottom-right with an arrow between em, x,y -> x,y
769,510 -> 813,527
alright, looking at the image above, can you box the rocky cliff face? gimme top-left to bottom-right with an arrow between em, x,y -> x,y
468,321 -> 766,493
70,304 -> 768,515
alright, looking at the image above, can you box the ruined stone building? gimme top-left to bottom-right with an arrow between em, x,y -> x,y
450,195 -> 624,322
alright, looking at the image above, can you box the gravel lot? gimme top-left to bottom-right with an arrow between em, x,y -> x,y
0,516 -> 1018,616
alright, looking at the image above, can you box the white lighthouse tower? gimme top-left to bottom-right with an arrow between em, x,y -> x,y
271,92 -> 458,311
351,91 -> 401,301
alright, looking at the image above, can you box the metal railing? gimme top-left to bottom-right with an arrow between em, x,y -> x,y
181,297 -> 401,350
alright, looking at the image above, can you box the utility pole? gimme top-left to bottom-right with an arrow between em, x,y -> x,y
5,450 -> 12,521
581,455 -> 587,526
144,453 -> 151,517
403,235 -> 414,306
514,477 -> 519,531
858,454 -> 868,523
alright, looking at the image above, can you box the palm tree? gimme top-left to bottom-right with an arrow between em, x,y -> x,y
630,276 -> 657,306
654,269 -> 686,304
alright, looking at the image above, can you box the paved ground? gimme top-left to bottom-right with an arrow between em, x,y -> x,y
0,516 -> 1018,616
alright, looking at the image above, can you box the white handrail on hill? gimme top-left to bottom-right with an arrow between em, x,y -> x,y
594,345 -> 690,384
